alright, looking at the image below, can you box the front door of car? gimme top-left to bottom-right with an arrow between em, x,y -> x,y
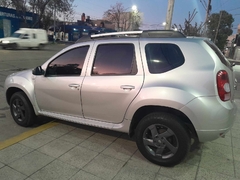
34,45 -> 90,117
81,41 -> 144,123
20,34 -> 30,47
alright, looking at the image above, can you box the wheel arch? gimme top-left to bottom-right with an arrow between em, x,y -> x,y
6,87 -> 39,115
6,87 -> 24,105
129,105 -> 198,140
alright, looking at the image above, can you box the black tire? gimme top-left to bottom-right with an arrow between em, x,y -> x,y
38,44 -> 44,50
136,112 -> 190,167
10,92 -> 36,127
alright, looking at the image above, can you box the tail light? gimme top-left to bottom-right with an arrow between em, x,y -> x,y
217,70 -> 231,101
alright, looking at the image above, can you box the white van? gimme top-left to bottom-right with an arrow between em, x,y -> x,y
0,28 -> 48,49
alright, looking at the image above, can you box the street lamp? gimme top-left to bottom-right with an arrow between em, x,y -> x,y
131,5 -> 138,30
132,5 -> 137,13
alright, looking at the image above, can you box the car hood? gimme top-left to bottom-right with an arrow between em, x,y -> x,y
7,69 -> 33,80
0,37 -> 19,42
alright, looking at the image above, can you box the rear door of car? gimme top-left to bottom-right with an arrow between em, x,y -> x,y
81,39 -> 144,123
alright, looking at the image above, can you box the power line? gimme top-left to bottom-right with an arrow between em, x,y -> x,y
227,7 -> 240,12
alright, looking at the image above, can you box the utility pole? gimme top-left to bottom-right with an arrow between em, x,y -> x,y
205,0 -> 212,23
54,4 -> 56,43
165,0 -> 175,30
203,0 -> 212,35
214,11 -> 222,43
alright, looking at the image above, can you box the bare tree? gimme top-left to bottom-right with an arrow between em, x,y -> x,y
1,0 -> 75,28
103,2 -> 142,31
173,9 -> 204,36
0,0 -> 12,7
103,2 -> 124,30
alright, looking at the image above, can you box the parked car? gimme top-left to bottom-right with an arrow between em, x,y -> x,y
0,28 -> 48,49
4,30 -> 237,166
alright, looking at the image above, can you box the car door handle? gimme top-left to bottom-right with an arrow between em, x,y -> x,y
120,85 -> 135,91
69,84 -> 80,89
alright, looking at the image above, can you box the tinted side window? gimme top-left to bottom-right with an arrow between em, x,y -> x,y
23,34 -> 29,39
92,44 -> 137,75
145,43 -> 185,73
33,33 -> 36,39
46,46 -> 89,76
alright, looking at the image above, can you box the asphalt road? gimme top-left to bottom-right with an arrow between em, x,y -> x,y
0,43 -> 70,72
0,43 -> 71,141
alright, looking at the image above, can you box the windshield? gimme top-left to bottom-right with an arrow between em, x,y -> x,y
11,33 -> 22,38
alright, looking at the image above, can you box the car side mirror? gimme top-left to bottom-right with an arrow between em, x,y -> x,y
32,66 -> 44,75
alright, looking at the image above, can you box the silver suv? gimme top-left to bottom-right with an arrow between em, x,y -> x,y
4,30 -> 237,166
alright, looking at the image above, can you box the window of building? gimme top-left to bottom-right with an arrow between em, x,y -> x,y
145,43 -> 185,73
46,46 -> 89,76
92,44 -> 137,75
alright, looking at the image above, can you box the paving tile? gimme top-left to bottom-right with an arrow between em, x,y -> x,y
233,147 -> 240,161
127,150 -> 160,173
232,137 -> 240,149
83,154 -> 125,180
155,174 -> 174,180
0,143 -> 33,164
201,142 -> 233,160
9,151 -> 54,176
37,138 -> 75,158
41,124 -> 75,138
235,160 -> 240,178
0,162 -> 4,168
59,146 -> 98,168
0,166 -> 27,180
20,133 -> 55,149
199,153 -> 235,177
70,170 -> 104,180
196,167 -> 238,180
231,128 -> 240,139
159,163 -> 198,180
102,138 -> 138,161
113,163 -> 156,180
80,133 -> 117,153
30,159 -> 78,180
59,128 -> 95,145
210,135 -> 232,146
232,121 -> 240,130
182,148 -> 201,166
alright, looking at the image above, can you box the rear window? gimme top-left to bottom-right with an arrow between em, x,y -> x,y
205,40 -> 232,69
145,43 -> 185,73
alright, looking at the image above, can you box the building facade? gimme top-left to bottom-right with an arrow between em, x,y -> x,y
0,7 -> 38,38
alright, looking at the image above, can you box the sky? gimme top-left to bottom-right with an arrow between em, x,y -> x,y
73,0 -> 240,34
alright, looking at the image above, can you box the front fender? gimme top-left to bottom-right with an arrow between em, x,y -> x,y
4,70 -> 40,115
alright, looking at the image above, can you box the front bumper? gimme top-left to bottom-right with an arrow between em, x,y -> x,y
0,43 -> 14,48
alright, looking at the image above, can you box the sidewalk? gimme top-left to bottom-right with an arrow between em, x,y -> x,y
0,103 -> 240,180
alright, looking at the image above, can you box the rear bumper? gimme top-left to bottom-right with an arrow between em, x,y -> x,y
181,96 -> 237,142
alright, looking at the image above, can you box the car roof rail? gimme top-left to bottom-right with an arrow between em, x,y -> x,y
141,30 -> 185,38
76,30 -> 185,43
91,31 -> 143,38
90,30 -> 185,39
